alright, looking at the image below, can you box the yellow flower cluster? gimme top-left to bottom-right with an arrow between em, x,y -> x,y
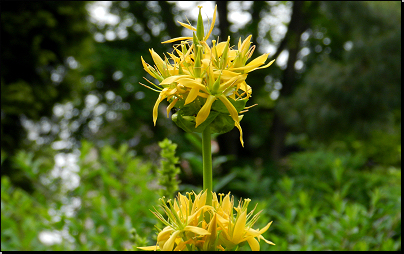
141,5 -> 274,146
138,190 -> 275,251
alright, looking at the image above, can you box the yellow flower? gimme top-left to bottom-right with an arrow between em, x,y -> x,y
140,5 -> 274,146
138,192 -> 212,251
139,191 -> 275,251
214,194 -> 275,251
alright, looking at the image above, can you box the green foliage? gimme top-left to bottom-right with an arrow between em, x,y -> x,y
157,138 -> 181,198
222,142 -> 401,251
258,167 -> 401,251
278,1 -> 401,142
1,177 -> 54,251
1,141 -> 159,251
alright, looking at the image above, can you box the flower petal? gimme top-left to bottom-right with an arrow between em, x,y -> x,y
235,121 -> 244,147
195,95 -> 216,127
259,235 -> 276,245
217,95 -> 239,123
232,210 -> 247,243
153,88 -> 169,125
247,236 -> 260,251
162,230 -> 181,251
185,87 -> 200,105
141,56 -> 158,79
160,75 -> 191,85
177,78 -> 208,93
177,21 -> 196,31
184,225 -> 211,236
204,5 -> 217,41
137,245 -> 160,251
157,226 -> 175,241
162,36 -> 193,44
245,53 -> 269,68
167,98 -> 179,117
149,49 -> 167,76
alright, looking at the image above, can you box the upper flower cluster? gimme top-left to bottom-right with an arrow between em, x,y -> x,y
138,190 -> 275,251
141,5 -> 274,146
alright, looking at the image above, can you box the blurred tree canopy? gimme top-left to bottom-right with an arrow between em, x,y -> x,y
1,1 -> 92,191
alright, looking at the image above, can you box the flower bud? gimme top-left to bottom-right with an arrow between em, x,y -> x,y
197,6 -> 204,41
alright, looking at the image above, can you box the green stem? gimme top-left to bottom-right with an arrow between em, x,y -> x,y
202,125 -> 212,206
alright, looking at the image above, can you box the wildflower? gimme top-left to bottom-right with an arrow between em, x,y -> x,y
140,5 -> 274,146
214,195 -> 275,251
139,191 -> 274,251
141,6 -> 274,146
138,192 -> 213,251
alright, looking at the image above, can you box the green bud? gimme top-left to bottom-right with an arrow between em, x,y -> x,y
211,73 -> 221,94
220,37 -> 230,70
197,6 -> 204,41
181,42 -> 189,68
193,31 -> 200,47
194,45 -> 202,78
178,62 -> 183,74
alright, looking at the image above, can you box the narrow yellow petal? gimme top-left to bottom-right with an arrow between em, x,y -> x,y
157,226 -> 175,242
173,239 -> 193,251
235,121 -> 244,147
162,230 -> 181,251
216,216 -> 231,240
253,59 -> 275,71
185,87 -> 200,105
204,5 -> 217,41
204,213 -> 218,250
150,49 -> 167,76
137,245 -> 160,251
255,221 -> 273,236
195,95 -> 216,127
153,88 -> 169,126
219,74 -> 247,93
184,225 -> 211,236
214,41 -> 228,58
222,192 -> 232,213
177,78 -> 209,93
217,95 -> 239,123
259,235 -> 276,245
230,54 -> 270,73
232,210 -> 247,243
160,75 -> 191,85
246,53 -> 269,67
141,56 -> 157,78
240,35 -> 252,53
167,98 -> 179,117
162,36 -> 193,44
247,237 -> 260,251
196,92 -> 209,98
177,21 -> 196,31
214,70 -> 240,82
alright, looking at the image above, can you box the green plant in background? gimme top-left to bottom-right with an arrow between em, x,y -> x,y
157,138 -> 181,198
137,5 -> 276,251
232,145 -> 401,251
1,142 -> 160,251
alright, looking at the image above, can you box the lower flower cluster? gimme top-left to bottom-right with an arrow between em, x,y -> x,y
138,190 -> 274,251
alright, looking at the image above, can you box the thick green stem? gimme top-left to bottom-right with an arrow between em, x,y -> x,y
202,125 -> 212,206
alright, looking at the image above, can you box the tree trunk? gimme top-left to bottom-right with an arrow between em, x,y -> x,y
216,1 -> 229,41
269,1 -> 309,162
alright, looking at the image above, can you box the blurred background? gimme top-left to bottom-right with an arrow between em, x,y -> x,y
1,1 -> 401,251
